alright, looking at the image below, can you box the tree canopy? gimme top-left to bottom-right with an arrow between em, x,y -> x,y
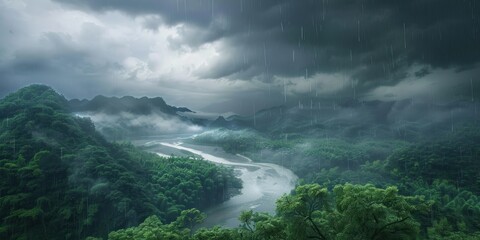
0,85 -> 241,239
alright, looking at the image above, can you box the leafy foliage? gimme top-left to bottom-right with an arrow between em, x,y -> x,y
0,85 -> 241,240
386,127 -> 480,194
108,183 -> 427,240
191,125 -> 480,238
2,85 -> 480,239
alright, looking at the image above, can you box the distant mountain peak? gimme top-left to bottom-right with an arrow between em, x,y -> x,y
69,95 -> 193,115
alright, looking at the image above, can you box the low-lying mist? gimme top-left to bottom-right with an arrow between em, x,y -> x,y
75,111 -> 203,140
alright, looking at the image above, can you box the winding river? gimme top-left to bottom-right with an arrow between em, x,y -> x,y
136,137 -> 298,228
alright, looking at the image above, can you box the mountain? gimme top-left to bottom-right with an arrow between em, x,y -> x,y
207,116 -> 249,129
68,96 -> 204,139
69,95 -> 193,115
214,98 -> 479,141
0,85 -> 241,240
3,85 -> 479,239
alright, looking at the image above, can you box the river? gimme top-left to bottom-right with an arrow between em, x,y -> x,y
134,136 -> 298,228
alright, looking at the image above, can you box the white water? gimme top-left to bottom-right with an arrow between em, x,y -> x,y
148,141 -> 298,228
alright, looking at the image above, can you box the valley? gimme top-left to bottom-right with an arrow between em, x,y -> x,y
1,85 -> 480,239
134,137 -> 298,228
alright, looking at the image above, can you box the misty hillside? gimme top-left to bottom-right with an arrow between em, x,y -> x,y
2,85 -> 480,240
68,95 -> 205,140
218,98 -> 479,141
3,0 -> 480,239
69,96 -> 193,115
188,120 -> 480,239
73,92 -> 480,143
0,85 -> 241,239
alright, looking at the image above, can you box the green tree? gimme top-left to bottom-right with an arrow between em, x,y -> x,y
276,184 -> 426,240
276,184 -> 332,240
173,208 -> 206,230
193,226 -> 236,240
334,184 -> 425,240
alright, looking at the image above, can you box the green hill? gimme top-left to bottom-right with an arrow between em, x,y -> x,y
0,85 -> 241,239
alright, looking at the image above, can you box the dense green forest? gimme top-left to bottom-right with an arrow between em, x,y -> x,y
0,85 -> 241,239
104,183 -> 479,240
190,127 -> 480,239
105,183 -> 429,240
1,85 -> 480,239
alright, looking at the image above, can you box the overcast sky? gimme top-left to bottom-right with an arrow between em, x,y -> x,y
1,0 -> 479,114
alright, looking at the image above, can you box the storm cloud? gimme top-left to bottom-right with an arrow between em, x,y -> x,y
1,0 -> 480,114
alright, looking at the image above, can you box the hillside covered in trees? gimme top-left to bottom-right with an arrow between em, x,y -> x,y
188,125 -> 480,239
1,85 -> 480,240
0,85 -> 241,239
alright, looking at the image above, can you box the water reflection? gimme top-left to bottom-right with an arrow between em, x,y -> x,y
140,139 -> 298,228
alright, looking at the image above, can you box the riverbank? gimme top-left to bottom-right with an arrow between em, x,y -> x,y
133,136 -> 298,228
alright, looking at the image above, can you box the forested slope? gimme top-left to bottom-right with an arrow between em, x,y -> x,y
190,126 -> 480,239
0,85 -> 241,239
2,85 -> 479,239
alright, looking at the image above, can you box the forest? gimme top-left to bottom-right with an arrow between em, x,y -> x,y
190,126 -> 480,239
1,85 -> 479,240
2,0 -> 480,239
0,85 -> 241,239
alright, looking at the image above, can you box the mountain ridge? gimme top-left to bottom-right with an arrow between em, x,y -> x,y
69,95 -> 193,115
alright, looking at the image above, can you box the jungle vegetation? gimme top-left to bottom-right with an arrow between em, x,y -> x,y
1,85 -> 479,239
0,85 -> 241,239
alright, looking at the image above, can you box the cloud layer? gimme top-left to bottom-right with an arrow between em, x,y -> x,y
1,0 -> 480,114
76,111 -> 203,138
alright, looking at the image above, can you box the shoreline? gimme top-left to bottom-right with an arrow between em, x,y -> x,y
132,136 -> 298,228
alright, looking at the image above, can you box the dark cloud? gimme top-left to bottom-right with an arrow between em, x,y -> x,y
414,67 -> 431,78
1,0 -> 480,114
0,29 -> 118,99
141,15 -> 163,32
53,0 -> 480,86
